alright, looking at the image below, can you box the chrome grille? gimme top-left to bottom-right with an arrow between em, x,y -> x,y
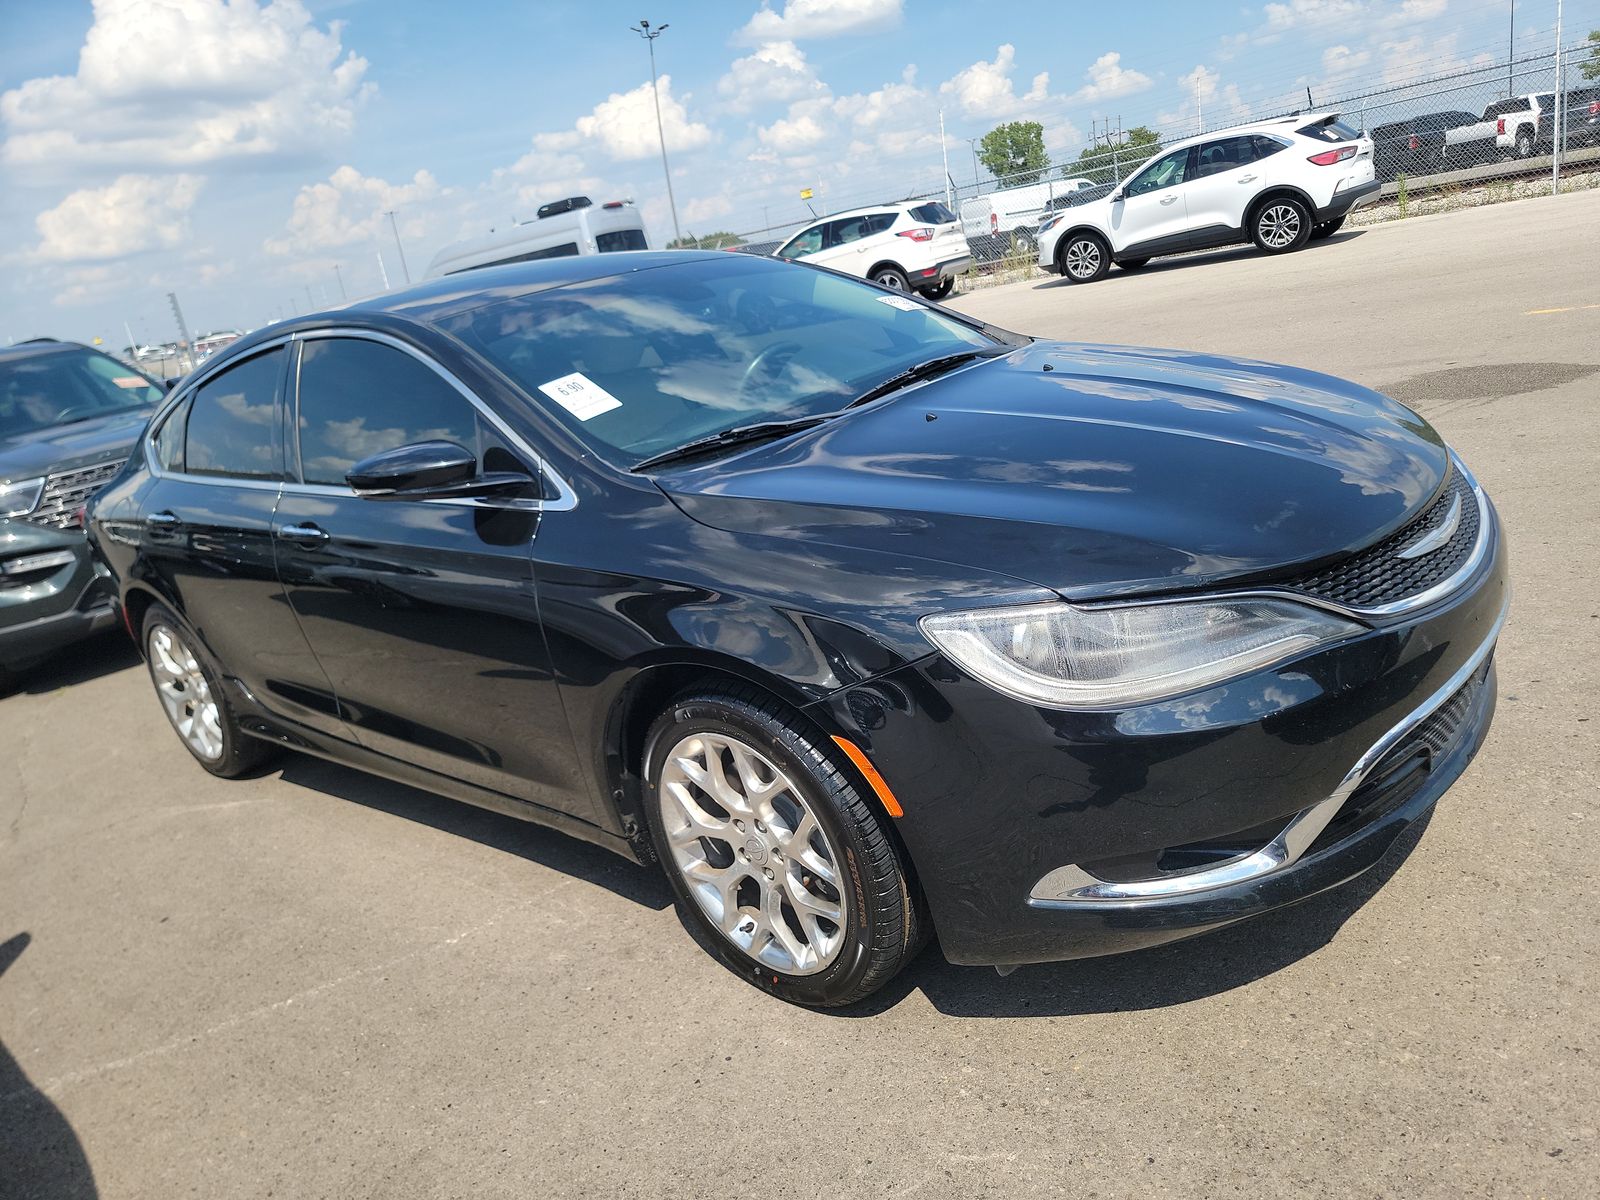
1281,466 -> 1480,610
24,458 -> 127,530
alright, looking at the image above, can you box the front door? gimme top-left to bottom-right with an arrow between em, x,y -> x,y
271,332 -> 593,819
1107,146 -> 1195,256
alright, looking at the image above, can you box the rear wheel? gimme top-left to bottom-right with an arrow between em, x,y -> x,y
643,686 -> 924,1007
1057,231 -> 1110,283
1309,215 -> 1346,240
870,266 -> 911,292
142,605 -> 271,778
1251,197 -> 1312,254
1514,127 -> 1535,158
918,278 -> 955,301
1116,257 -> 1151,271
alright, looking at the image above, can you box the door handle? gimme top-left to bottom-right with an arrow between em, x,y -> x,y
277,522 -> 330,545
146,510 -> 181,528
1237,174 -> 1258,183
1160,195 -> 1179,205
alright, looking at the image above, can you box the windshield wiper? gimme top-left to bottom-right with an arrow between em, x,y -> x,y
842,349 -> 1004,411
630,415 -> 833,472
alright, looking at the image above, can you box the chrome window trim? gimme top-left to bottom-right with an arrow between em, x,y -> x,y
143,327 -> 576,512
1029,590 -> 1508,907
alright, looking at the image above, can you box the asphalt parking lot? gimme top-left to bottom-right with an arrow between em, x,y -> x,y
4,189 -> 1597,1199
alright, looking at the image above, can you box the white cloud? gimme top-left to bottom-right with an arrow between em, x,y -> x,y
33,174 -> 204,263
265,166 -> 444,255
0,0 -> 371,171
551,75 -> 713,161
938,45 -> 1052,120
1068,52 -> 1153,104
758,111 -> 830,152
1263,0 -> 1366,31
736,0 -> 902,45
718,41 -> 825,112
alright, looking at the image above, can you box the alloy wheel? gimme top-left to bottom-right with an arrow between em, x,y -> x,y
1258,204 -> 1302,249
657,731 -> 847,976
148,624 -> 224,761
1064,238 -> 1101,279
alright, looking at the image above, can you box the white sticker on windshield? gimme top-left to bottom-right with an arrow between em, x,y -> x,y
876,294 -> 922,312
111,376 -> 150,389
537,372 -> 623,421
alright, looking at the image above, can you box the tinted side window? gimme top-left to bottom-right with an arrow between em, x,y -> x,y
184,350 -> 284,479
831,216 -> 872,246
862,212 -> 898,235
1195,135 -> 1258,177
909,202 -> 956,224
153,397 -> 190,472
296,339 -> 476,486
1253,135 -> 1286,159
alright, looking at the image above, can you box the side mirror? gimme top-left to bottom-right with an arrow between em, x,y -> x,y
347,439 -> 535,500
1109,189 -> 1126,203
164,377 -> 180,392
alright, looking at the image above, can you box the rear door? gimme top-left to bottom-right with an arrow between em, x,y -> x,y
139,344 -> 346,734
1181,134 -> 1274,239
272,331 -> 590,816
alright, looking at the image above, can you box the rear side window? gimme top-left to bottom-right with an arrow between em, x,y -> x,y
1195,135 -> 1259,177
1298,119 -> 1363,142
184,349 -> 285,479
908,202 -> 956,224
1252,135 -> 1286,159
1485,99 -> 1527,119
295,338 -> 476,486
596,229 -> 648,253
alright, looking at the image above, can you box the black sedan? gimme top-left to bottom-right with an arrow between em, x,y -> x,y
86,252 -> 1507,1007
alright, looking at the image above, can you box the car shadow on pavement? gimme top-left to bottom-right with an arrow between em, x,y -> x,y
846,812 -> 1432,1019
1029,229 -> 1368,290
275,756 -> 675,911
3,631 -> 140,698
0,932 -> 100,1199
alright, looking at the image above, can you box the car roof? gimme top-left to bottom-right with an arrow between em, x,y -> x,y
1167,112 -> 1348,151
794,202 -> 927,226
0,338 -> 93,363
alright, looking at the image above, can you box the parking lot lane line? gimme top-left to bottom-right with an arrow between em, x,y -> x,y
1525,304 -> 1600,315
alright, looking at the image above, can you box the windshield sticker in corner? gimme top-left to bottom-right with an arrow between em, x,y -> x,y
112,376 -> 151,389
876,294 -> 922,312
537,372 -> 623,421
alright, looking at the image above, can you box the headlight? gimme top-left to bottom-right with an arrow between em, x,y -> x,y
920,597 -> 1363,709
0,477 -> 45,518
1038,215 -> 1065,234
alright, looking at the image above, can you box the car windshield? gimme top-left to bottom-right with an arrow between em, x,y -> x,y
0,347 -> 162,439
438,256 -> 1001,468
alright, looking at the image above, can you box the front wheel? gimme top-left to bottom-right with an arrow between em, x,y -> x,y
918,278 -> 955,301
1251,197 -> 1312,254
643,686 -> 924,1007
1056,231 -> 1110,283
1309,215 -> 1346,240
870,266 -> 911,292
143,605 -> 272,778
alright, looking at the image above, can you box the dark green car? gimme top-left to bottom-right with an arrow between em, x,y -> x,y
1,340 -> 164,689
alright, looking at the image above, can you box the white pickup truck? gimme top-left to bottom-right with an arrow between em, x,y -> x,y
1496,92 -> 1560,158
1443,94 -> 1554,167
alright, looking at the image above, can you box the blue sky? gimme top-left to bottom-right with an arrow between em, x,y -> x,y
2,0 -> 1594,348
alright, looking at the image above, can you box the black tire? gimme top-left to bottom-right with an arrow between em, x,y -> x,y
1116,257 -> 1151,271
1514,128 -> 1535,159
918,278 -> 955,301
642,684 -> 925,1008
870,266 -> 911,292
1056,231 -> 1110,283
1250,196 -> 1313,254
1309,215 -> 1346,240
141,604 -> 272,778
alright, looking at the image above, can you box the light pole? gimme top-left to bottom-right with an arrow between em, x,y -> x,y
630,18 -> 682,246
965,137 -> 981,188
385,210 -> 411,284
334,263 -> 347,301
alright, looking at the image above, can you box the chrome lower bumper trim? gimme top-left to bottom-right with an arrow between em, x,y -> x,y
1029,593 -> 1508,906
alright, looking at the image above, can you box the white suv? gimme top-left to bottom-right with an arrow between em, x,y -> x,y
773,201 -> 973,300
1036,114 -> 1378,283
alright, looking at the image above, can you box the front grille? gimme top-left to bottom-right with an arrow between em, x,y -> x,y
1310,659 -> 1489,853
23,458 -> 126,530
1281,466 -> 1480,610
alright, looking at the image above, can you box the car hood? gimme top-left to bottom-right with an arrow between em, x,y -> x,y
0,409 -> 152,482
659,342 -> 1450,600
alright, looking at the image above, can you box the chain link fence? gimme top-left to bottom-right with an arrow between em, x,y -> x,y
720,40 -> 1600,270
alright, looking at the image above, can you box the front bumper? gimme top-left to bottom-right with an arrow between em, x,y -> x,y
808,496 -> 1507,966
0,520 -> 117,671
